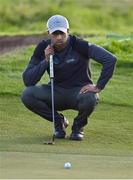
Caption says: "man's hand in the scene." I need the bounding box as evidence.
[44,45,54,62]
[79,84,101,94]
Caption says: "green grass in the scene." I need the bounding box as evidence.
[0,37,133,178]
[0,0,133,35]
[1,152,133,179]
[0,96,133,156]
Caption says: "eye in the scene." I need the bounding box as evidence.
[52,31,64,35]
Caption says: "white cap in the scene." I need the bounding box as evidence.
[47,15,69,34]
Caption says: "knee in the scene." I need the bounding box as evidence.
[21,86,34,107]
[77,92,97,111]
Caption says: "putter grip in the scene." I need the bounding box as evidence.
[50,55,54,78]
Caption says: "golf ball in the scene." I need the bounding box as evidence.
[64,162,71,169]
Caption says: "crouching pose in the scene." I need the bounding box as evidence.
[21,15,117,141]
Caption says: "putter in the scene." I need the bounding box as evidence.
[44,54,55,145]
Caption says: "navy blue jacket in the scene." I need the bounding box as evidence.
[23,35,117,90]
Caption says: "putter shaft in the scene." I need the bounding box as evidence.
[44,55,55,145]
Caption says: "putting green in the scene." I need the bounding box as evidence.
[0,152,133,179]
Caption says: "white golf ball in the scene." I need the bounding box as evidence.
[64,162,71,169]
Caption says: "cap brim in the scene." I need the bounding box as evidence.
[49,27,67,34]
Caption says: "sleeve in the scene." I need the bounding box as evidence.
[88,43,117,90]
[22,41,49,87]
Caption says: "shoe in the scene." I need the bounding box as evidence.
[54,114,69,139]
[70,127,84,141]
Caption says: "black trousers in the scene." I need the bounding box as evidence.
[21,84,99,130]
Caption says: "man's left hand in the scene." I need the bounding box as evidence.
[79,84,101,94]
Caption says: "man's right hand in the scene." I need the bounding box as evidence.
[79,84,101,94]
[44,45,54,62]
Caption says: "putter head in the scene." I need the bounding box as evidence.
[43,135,55,145]
[43,141,55,145]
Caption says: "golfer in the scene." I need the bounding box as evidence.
[21,15,117,141]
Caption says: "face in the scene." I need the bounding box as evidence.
[48,30,69,50]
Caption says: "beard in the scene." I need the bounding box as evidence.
[54,40,64,45]
[53,40,67,50]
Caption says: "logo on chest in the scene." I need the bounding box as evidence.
[66,58,77,63]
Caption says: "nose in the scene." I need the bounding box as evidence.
[56,34,62,40]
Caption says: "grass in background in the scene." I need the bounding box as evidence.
[0,37,133,106]
[0,0,133,35]
[0,37,133,156]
